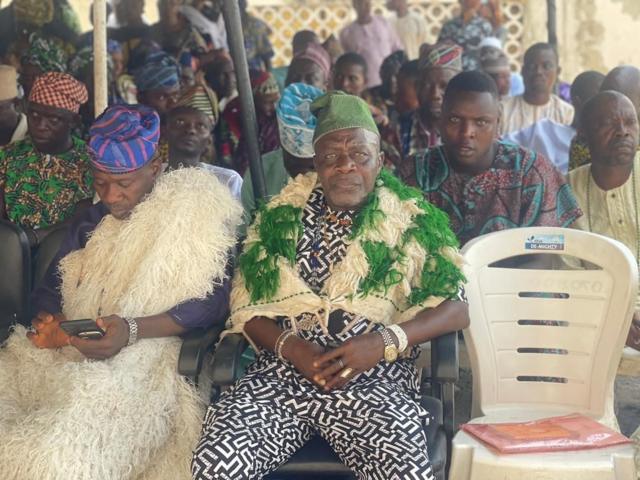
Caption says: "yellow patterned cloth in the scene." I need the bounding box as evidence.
[569,151,640,309]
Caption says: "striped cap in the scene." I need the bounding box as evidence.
[89,105,160,174]
[418,42,463,72]
[175,83,220,125]
[29,72,88,113]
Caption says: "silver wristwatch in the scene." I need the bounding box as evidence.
[124,317,138,346]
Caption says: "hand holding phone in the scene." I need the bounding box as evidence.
[59,319,105,340]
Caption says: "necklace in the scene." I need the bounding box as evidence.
[586,165,640,267]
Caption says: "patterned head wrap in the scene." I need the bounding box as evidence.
[29,72,88,113]
[21,33,68,73]
[418,42,463,72]
[176,83,220,125]
[133,51,180,92]
[69,46,114,80]
[13,0,54,26]
[479,46,510,74]
[0,65,18,101]
[276,83,323,158]
[250,70,279,97]
[311,91,378,145]
[89,105,161,174]
[293,43,331,81]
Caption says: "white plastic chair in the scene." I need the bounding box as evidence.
[450,227,638,480]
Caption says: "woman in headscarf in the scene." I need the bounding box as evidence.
[221,69,281,175]
[19,32,69,97]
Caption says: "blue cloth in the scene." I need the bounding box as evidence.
[509,72,524,97]
[133,51,180,92]
[31,202,232,330]
[276,83,323,158]
[89,104,160,174]
[503,118,575,174]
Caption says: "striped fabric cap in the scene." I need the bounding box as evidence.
[29,72,88,113]
[176,83,220,125]
[418,42,464,72]
[133,51,180,92]
[89,105,160,174]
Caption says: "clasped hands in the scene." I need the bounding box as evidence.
[27,311,130,359]
[281,332,385,391]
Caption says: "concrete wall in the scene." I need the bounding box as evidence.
[68,0,159,29]
[69,0,640,81]
[513,0,640,82]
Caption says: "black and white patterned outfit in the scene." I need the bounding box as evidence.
[192,187,435,480]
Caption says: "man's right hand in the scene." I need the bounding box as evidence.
[27,311,69,349]
[281,336,326,386]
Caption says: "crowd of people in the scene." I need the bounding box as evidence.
[0,0,638,478]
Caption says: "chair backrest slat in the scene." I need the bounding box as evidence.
[462,227,637,421]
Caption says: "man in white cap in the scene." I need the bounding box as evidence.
[0,65,28,146]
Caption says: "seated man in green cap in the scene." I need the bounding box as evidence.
[192,91,470,480]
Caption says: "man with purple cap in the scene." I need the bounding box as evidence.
[0,104,243,478]
[0,72,93,246]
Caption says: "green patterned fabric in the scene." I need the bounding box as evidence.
[22,33,68,73]
[239,169,464,305]
[0,137,93,229]
[311,91,379,144]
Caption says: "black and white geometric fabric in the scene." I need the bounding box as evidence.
[192,187,435,480]
[296,186,355,294]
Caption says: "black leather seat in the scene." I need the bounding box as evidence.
[32,226,68,290]
[0,220,31,342]
[211,332,459,480]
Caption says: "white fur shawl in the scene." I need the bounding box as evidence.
[0,168,242,479]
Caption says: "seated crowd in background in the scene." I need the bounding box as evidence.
[0,0,638,478]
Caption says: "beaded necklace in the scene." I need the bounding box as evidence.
[586,165,640,265]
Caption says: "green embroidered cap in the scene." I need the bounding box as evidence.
[311,91,379,145]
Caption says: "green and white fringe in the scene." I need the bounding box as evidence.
[228,169,465,336]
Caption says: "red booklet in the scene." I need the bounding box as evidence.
[461,414,632,454]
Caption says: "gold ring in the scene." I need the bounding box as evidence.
[339,367,354,379]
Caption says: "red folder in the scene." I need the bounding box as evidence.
[461,414,632,454]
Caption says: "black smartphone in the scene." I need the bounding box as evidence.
[59,319,105,340]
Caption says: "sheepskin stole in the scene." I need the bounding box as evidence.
[59,167,241,319]
[0,167,242,480]
[229,170,465,339]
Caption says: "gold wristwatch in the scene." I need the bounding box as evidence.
[380,328,398,363]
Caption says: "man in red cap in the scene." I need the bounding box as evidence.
[0,72,93,246]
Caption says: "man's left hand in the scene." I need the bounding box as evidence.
[312,332,385,391]
[69,315,130,360]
